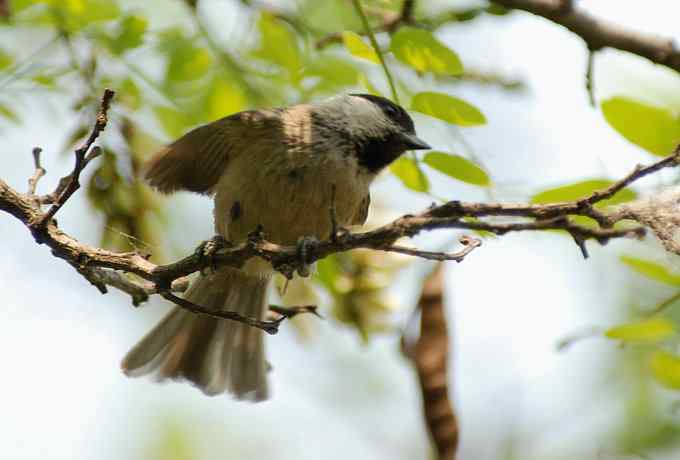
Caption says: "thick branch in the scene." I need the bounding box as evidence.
[492,0,680,73]
[3,89,679,334]
[4,149,677,305]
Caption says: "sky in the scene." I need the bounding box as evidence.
[2,1,680,459]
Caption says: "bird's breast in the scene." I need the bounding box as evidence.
[213,149,372,246]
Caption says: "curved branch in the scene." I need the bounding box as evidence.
[3,90,679,335]
[492,0,680,73]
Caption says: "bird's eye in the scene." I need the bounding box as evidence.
[384,105,399,118]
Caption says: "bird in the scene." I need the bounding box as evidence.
[120,93,431,401]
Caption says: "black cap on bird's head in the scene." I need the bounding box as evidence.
[312,93,431,173]
[350,94,431,150]
[348,93,430,173]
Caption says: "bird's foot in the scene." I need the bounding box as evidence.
[194,235,230,274]
[295,235,320,277]
[331,225,351,242]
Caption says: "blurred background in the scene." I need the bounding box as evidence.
[2,0,680,459]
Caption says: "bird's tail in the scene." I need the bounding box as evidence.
[121,268,269,401]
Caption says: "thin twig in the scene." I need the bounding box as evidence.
[159,291,316,335]
[3,95,680,333]
[643,290,680,317]
[316,0,415,49]
[351,0,400,104]
[269,304,322,320]
[585,48,596,107]
[386,235,481,262]
[27,147,45,196]
[186,3,265,104]
[36,89,114,228]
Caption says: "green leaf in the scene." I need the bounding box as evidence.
[620,255,680,286]
[303,56,359,95]
[342,31,379,64]
[0,103,19,123]
[119,78,142,110]
[32,74,57,87]
[605,318,675,343]
[391,26,463,75]
[390,157,429,192]
[205,78,246,121]
[159,28,212,84]
[423,151,489,186]
[153,105,192,138]
[650,350,680,389]
[531,179,636,205]
[253,12,302,77]
[49,0,121,32]
[107,14,148,55]
[601,97,680,156]
[411,91,486,126]
[316,256,341,294]
[486,4,510,15]
[0,48,13,71]
[357,73,382,96]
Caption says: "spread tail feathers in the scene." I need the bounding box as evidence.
[121,268,269,401]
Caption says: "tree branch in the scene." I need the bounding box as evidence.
[404,264,459,459]
[316,0,415,49]
[36,88,113,228]
[492,0,680,74]
[3,89,679,335]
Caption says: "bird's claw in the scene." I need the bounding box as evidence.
[295,235,319,277]
[194,235,229,274]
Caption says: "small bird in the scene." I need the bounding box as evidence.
[121,93,430,401]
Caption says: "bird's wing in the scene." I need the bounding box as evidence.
[144,110,282,195]
[351,193,371,225]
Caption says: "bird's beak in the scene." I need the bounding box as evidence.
[399,132,431,150]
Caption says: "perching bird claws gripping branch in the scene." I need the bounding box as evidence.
[1,89,679,333]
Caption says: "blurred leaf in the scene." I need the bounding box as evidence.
[358,73,382,96]
[0,103,19,122]
[486,4,510,15]
[159,28,212,84]
[7,0,33,14]
[531,179,636,205]
[0,48,13,70]
[342,31,379,64]
[106,14,147,55]
[620,255,680,286]
[391,26,463,75]
[205,77,246,120]
[650,350,680,390]
[316,255,341,294]
[119,78,142,110]
[605,318,675,343]
[49,0,120,32]
[154,105,193,138]
[303,56,359,94]
[253,12,302,77]
[297,0,360,35]
[59,124,89,155]
[32,73,57,87]
[144,421,195,460]
[390,157,429,192]
[423,151,489,186]
[411,91,486,126]
[601,96,680,157]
